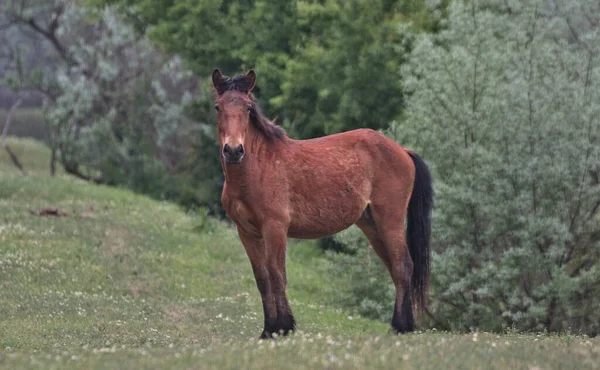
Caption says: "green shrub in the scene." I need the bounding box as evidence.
[390,0,600,335]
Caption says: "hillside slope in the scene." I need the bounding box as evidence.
[0,138,598,369]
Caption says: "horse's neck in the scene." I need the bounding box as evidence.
[246,123,268,158]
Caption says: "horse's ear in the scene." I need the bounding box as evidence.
[245,69,256,92]
[212,69,224,90]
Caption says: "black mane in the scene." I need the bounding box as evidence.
[215,73,287,142]
[249,100,287,141]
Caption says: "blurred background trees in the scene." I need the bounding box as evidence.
[1,0,598,335]
[93,0,446,138]
[1,1,199,202]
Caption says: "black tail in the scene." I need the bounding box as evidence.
[406,151,433,314]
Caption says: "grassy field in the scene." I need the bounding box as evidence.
[1,138,599,369]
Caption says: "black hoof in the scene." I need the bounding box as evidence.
[258,314,296,339]
[391,327,414,335]
[275,314,296,336]
[391,302,415,334]
[391,315,415,334]
[259,330,273,340]
[391,321,415,334]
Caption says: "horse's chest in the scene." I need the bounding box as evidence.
[222,193,260,233]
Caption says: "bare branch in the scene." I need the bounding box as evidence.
[24,12,70,63]
[6,4,74,67]
[1,99,27,174]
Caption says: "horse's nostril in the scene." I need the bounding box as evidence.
[223,144,244,161]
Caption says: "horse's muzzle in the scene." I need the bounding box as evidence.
[223,143,245,164]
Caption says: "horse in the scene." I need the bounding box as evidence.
[211,69,433,339]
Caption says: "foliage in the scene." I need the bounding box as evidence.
[271,0,406,138]
[89,0,448,139]
[387,0,600,335]
[46,7,195,193]
[0,1,66,99]
[1,2,211,205]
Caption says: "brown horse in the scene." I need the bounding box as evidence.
[212,69,433,339]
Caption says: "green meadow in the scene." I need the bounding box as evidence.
[1,138,598,369]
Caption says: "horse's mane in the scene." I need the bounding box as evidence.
[214,74,287,142]
[248,99,286,141]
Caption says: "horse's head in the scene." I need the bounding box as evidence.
[212,69,256,165]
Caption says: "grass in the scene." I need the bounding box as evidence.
[1,138,599,369]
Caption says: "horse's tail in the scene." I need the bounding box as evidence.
[406,151,433,314]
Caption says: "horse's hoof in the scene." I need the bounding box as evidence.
[390,326,414,335]
[259,330,273,340]
[277,328,295,337]
[275,314,296,336]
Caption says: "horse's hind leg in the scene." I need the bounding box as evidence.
[356,204,415,333]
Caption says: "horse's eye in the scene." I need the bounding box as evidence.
[214,105,220,112]
[247,106,251,112]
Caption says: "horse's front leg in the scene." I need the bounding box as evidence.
[262,222,295,336]
[237,228,278,339]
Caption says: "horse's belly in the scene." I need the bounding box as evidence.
[287,222,355,239]
[287,195,366,239]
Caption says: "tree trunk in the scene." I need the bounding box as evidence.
[1,99,26,174]
[50,146,57,176]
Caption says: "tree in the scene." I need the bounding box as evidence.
[1,99,26,173]
[389,0,600,334]
[1,0,66,173]
[48,6,196,192]
[88,0,447,138]
[1,2,198,201]
[273,0,408,138]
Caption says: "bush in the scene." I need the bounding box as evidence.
[389,0,600,335]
